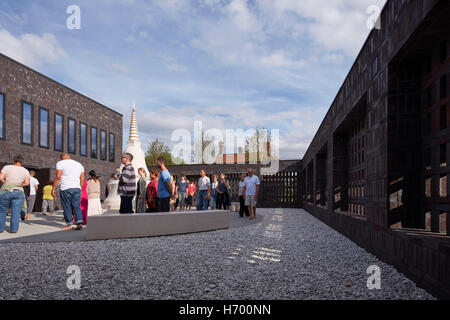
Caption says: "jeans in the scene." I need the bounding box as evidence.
[196,191,209,211]
[239,195,250,217]
[0,190,25,233]
[120,196,134,214]
[210,197,216,210]
[60,188,84,225]
[42,199,54,214]
[217,193,228,210]
[27,194,36,214]
[157,197,170,212]
[178,192,186,207]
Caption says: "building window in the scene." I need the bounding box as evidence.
[39,107,49,148]
[109,133,115,162]
[91,126,97,158]
[54,113,64,151]
[68,118,76,154]
[0,93,4,140]
[441,105,447,130]
[80,122,87,157]
[441,143,447,167]
[441,40,448,63]
[100,130,107,160]
[441,74,447,99]
[21,101,33,145]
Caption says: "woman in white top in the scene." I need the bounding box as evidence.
[87,170,103,217]
[0,155,30,233]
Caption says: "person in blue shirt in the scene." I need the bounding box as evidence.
[156,157,173,212]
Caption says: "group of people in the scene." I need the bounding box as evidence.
[0,153,106,232]
[0,151,261,234]
[121,155,260,220]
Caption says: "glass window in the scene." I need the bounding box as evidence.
[100,130,107,160]
[80,123,87,157]
[109,133,115,162]
[54,113,64,151]
[68,118,76,154]
[39,107,49,148]
[0,93,4,139]
[22,101,33,145]
[91,127,97,158]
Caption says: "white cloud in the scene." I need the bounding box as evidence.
[0,29,67,68]
[260,50,307,69]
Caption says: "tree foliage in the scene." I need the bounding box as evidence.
[145,139,184,167]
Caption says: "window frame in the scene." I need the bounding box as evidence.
[21,100,34,146]
[67,117,77,155]
[100,129,107,161]
[54,112,64,152]
[91,126,98,159]
[0,93,5,140]
[109,132,115,163]
[38,106,50,149]
[79,122,88,157]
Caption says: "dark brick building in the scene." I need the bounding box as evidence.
[0,53,123,209]
[300,0,450,298]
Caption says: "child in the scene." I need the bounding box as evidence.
[42,181,55,216]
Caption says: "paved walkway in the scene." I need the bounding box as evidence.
[0,209,435,300]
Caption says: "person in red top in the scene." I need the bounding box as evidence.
[186,179,196,211]
[146,169,159,212]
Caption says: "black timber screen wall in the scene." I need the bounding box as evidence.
[149,160,302,208]
[300,0,450,298]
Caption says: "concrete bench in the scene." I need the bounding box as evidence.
[86,210,231,241]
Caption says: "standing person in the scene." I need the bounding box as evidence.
[227,177,232,211]
[42,181,55,216]
[238,174,249,217]
[177,175,188,211]
[186,179,196,211]
[87,170,102,217]
[136,168,150,213]
[80,179,88,225]
[116,153,137,214]
[170,177,178,212]
[210,175,218,210]
[0,155,30,233]
[216,173,229,210]
[106,173,118,198]
[27,170,39,214]
[196,169,211,211]
[243,168,260,220]
[156,157,173,213]
[146,169,159,212]
[52,153,85,231]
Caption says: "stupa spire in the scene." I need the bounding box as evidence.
[129,100,139,142]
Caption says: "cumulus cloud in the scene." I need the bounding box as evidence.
[0,29,67,68]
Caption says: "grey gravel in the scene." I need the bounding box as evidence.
[0,208,436,300]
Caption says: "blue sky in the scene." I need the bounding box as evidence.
[0,0,386,160]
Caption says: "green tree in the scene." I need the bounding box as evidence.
[145,139,184,167]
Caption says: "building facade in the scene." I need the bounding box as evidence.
[300,0,450,297]
[0,53,123,209]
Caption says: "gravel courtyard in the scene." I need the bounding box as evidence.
[0,208,435,300]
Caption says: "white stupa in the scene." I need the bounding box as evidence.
[124,100,149,177]
[103,101,149,210]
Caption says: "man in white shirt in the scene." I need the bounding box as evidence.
[196,169,211,211]
[243,168,260,220]
[52,153,85,231]
[27,171,39,214]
